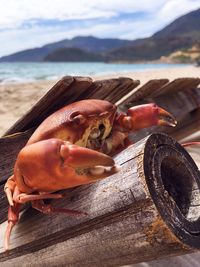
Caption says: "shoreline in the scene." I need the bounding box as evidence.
[0,66,199,135]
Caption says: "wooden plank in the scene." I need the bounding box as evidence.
[84,78,140,103]
[83,78,122,100]
[151,77,200,97]
[121,79,169,104]
[102,77,140,103]
[170,108,200,141]
[155,88,200,120]
[0,134,200,266]
[5,76,93,135]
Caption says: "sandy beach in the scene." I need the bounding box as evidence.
[0,65,199,135]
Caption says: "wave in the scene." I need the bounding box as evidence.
[0,76,35,84]
[0,75,60,84]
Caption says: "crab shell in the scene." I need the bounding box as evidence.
[28,99,117,148]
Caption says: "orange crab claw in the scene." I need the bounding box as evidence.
[60,141,120,179]
[117,103,177,131]
[15,139,120,193]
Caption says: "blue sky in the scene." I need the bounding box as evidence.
[0,0,200,57]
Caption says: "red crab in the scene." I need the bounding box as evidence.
[4,99,177,250]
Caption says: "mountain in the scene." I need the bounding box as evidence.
[106,36,194,62]
[107,8,200,62]
[0,8,199,62]
[44,47,105,62]
[0,36,131,62]
[153,8,200,39]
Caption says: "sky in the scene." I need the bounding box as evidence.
[0,0,200,57]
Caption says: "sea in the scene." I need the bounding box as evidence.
[0,62,190,84]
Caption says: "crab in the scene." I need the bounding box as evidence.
[4,99,177,250]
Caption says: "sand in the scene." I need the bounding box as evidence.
[0,65,200,266]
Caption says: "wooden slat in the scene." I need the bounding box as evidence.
[171,109,200,141]
[102,77,140,103]
[5,76,93,135]
[151,77,200,97]
[83,78,122,100]
[82,77,139,103]
[121,79,169,104]
[155,88,200,119]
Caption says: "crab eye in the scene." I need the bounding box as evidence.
[71,113,86,125]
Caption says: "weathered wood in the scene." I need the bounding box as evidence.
[120,79,169,104]
[121,78,200,105]
[5,76,93,135]
[171,108,200,140]
[154,88,200,120]
[0,130,33,183]
[0,133,200,266]
[151,77,200,97]
[84,77,140,102]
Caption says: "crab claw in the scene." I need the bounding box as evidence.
[60,141,120,179]
[16,139,120,192]
[118,103,177,131]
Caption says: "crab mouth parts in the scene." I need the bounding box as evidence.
[87,124,107,151]
[87,138,103,151]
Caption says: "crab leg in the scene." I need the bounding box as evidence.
[182,142,200,147]
[4,202,21,251]
[32,200,87,216]
[4,175,16,206]
[13,192,64,204]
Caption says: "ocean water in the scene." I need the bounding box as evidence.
[0,62,190,84]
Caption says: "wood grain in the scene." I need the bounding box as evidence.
[0,130,33,183]
[122,79,169,103]
[0,133,200,266]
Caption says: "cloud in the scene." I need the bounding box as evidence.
[0,0,199,56]
[0,0,165,29]
[157,0,200,27]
